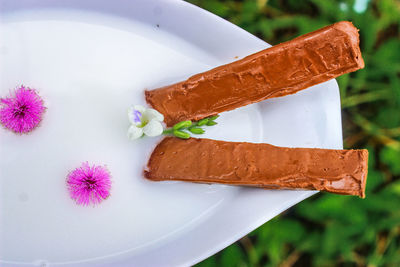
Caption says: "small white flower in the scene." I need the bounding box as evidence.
[127,124,143,140]
[127,105,164,140]
[143,119,164,136]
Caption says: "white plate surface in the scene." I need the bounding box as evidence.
[0,1,343,266]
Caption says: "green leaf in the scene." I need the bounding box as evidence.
[208,115,220,121]
[337,74,350,98]
[298,231,321,253]
[374,107,400,128]
[365,169,384,193]
[189,127,205,134]
[197,118,209,126]
[380,146,400,175]
[172,120,192,130]
[387,180,400,196]
[173,130,190,139]
[220,244,245,267]
[202,1,231,17]
[206,121,218,126]
[196,255,218,267]
[374,39,400,66]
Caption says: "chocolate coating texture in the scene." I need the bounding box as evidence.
[145,21,364,126]
[145,137,368,198]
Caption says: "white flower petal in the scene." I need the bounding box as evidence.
[143,119,164,137]
[133,105,146,114]
[144,108,164,122]
[127,125,143,140]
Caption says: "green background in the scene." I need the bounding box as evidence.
[188,0,400,266]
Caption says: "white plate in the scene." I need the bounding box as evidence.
[0,0,343,266]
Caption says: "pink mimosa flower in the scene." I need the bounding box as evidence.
[0,85,46,134]
[67,162,112,206]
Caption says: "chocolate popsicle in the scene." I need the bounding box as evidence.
[144,137,369,198]
[145,21,364,126]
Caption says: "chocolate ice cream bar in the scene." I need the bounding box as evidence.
[144,137,369,198]
[145,21,364,126]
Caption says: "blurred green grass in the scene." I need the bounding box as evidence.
[188,0,400,266]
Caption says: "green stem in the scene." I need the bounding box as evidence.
[162,115,219,138]
[162,129,173,135]
[189,121,199,128]
[341,89,392,108]
[352,114,400,149]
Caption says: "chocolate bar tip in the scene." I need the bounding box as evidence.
[333,21,365,69]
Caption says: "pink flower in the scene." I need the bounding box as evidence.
[67,162,112,206]
[0,85,46,134]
